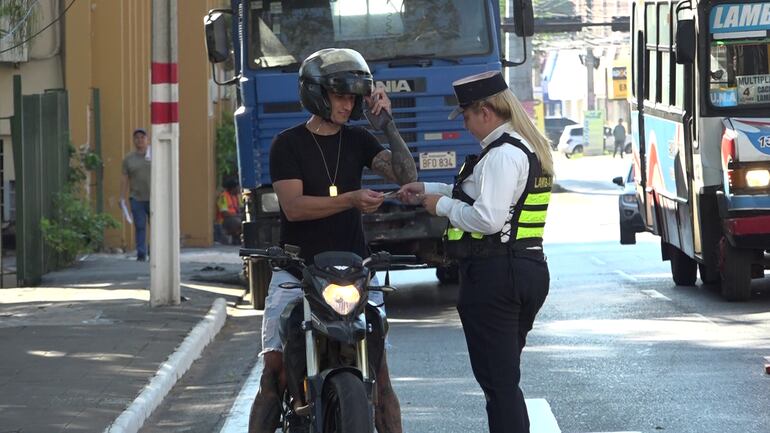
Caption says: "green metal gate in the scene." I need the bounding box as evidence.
[10,75,70,286]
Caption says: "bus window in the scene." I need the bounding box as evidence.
[658,3,671,105]
[631,3,637,98]
[709,40,770,107]
[673,9,685,108]
[645,3,657,103]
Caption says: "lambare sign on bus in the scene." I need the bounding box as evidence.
[710,3,770,33]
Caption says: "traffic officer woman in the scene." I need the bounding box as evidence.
[398,70,553,433]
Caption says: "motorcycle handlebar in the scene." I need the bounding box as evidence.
[364,252,419,269]
[389,254,419,263]
[239,246,295,260]
[241,247,418,269]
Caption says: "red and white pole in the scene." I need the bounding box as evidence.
[150,0,180,306]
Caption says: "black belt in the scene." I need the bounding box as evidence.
[445,236,544,260]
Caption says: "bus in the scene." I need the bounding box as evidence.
[204,0,533,307]
[629,0,770,300]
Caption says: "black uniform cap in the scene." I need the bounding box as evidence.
[448,71,509,120]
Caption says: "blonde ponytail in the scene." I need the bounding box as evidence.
[477,90,554,176]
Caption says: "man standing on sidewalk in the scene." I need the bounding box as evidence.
[121,128,152,261]
[613,118,627,159]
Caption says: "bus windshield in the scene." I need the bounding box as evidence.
[709,39,770,107]
[247,0,491,69]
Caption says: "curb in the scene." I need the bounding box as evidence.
[103,297,228,433]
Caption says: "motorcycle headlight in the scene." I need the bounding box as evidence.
[322,284,361,315]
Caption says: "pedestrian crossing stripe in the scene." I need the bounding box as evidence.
[527,399,561,433]
[526,398,641,433]
[219,361,641,433]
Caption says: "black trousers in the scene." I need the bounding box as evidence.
[613,140,625,158]
[457,253,549,433]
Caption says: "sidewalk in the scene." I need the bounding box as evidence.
[0,246,246,433]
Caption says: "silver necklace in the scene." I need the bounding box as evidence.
[308,123,343,197]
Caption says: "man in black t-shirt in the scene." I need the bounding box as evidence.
[249,48,417,433]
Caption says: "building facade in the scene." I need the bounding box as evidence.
[0,0,227,252]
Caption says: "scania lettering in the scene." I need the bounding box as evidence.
[204,0,534,308]
[628,0,770,300]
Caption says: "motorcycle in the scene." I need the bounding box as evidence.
[240,245,416,433]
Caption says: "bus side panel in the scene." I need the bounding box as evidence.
[642,114,695,257]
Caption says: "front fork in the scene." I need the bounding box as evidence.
[303,298,370,380]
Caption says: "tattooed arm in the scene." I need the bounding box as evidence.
[365,88,418,185]
[371,122,418,185]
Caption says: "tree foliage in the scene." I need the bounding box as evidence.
[216,111,238,183]
[533,0,576,17]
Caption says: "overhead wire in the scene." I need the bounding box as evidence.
[0,0,75,55]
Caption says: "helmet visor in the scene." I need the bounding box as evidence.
[324,75,373,97]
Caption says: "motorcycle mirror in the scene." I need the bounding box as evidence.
[279,282,304,289]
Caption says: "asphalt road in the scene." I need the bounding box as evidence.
[140,155,770,433]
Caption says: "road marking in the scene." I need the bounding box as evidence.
[693,313,717,325]
[527,398,561,433]
[614,270,638,282]
[219,356,263,433]
[641,289,671,301]
[218,365,639,433]
[590,256,607,266]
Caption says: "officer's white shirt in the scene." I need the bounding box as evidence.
[424,122,532,235]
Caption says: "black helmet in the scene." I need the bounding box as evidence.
[299,48,373,121]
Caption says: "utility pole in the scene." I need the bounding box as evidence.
[585,47,597,110]
[150,0,180,307]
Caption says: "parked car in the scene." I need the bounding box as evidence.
[557,125,633,158]
[612,164,645,244]
[544,117,578,150]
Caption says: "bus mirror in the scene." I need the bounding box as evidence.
[511,0,535,37]
[205,10,232,64]
[675,18,695,65]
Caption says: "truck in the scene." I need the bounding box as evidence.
[627,0,770,301]
[204,0,534,308]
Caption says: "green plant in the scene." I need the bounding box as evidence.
[41,144,119,266]
[0,0,36,47]
[215,111,238,183]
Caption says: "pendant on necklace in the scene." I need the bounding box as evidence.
[329,185,338,197]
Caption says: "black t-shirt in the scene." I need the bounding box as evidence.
[270,123,385,263]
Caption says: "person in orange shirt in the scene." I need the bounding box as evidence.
[215,178,241,245]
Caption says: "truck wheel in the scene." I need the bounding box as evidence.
[620,226,636,245]
[670,247,697,286]
[720,244,752,302]
[436,265,459,285]
[248,259,271,310]
[572,145,584,156]
[698,263,720,285]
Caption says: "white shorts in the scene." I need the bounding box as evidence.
[260,270,384,355]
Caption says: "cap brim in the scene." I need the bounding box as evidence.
[448,106,464,120]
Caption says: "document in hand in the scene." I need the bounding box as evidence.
[120,199,133,224]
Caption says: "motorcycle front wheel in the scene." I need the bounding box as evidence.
[322,372,373,433]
